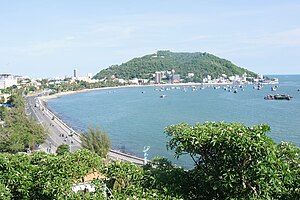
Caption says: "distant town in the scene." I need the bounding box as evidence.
[0,69,279,102]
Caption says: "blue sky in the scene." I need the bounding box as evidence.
[1,0,300,78]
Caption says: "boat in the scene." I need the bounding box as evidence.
[160,95,167,98]
[264,94,292,100]
[271,87,277,91]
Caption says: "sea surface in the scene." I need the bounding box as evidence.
[47,75,300,168]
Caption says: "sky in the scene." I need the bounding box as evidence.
[1,0,300,78]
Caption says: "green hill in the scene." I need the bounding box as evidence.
[94,50,257,82]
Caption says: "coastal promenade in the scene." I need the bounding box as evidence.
[26,94,144,165]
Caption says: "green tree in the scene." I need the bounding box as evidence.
[0,106,6,120]
[0,94,46,153]
[56,144,70,155]
[0,96,5,104]
[165,122,299,199]
[80,127,111,158]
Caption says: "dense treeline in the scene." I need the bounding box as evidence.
[0,94,46,153]
[0,122,298,199]
[94,50,257,82]
[45,80,125,95]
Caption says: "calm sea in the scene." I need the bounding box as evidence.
[48,75,300,167]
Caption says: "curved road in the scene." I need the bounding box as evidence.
[26,94,145,165]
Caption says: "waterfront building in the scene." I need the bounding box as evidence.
[155,71,162,84]
[0,73,18,89]
[172,74,181,83]
[171,69,175,83]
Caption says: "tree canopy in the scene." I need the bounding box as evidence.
[0,94,47,153]
[165,122,300,199]
[0,122,299,199]
[56,144,70,155]
[80,127,111,158]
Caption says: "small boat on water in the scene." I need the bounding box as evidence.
[271,86,277,91]
[160,95,167,98]
[264,94,292,100]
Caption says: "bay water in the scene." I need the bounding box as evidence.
[47,75,300,167]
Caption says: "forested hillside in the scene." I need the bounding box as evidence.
[94,51,257,82]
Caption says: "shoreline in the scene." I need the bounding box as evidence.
[39,82,235,101]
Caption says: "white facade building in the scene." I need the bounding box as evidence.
[0,73,18,89]
[187,73,194,78]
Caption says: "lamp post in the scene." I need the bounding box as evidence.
[143,146,150,165]
[69,131,73,153]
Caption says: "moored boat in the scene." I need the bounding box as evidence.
[264,94,292,100]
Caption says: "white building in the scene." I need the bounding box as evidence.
[0,73,18,89]
[187,73,194,78]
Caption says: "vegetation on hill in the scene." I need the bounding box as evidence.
[94,50,257,82]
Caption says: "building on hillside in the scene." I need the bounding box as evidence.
[155,71,162,84]
[0,73,18,89]
[72,170,113,197]
[172,74,181,83]
[171,69,175,83]
[187,73,194,79]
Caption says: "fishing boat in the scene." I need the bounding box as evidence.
[264,94,292,100]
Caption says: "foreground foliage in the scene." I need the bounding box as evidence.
[0,122,298,199]
[0,150,180,199]
[165,122,300,199]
